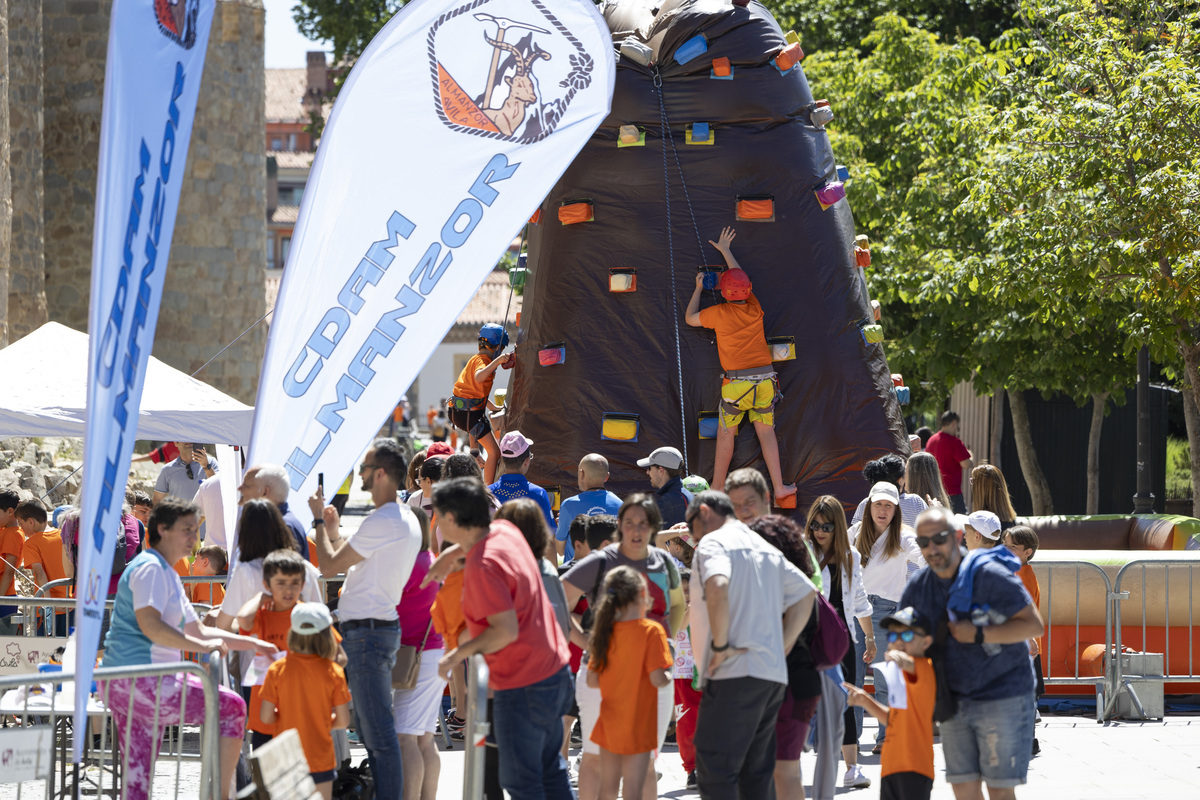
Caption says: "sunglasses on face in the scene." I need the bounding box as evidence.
[887,630,918,643]
[809,522,835,533]
[916,530,953,548]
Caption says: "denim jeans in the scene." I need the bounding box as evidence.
[854,595,898,744]
[492,666,573,800]
[940,694,1035,788]
[343,626,402,800]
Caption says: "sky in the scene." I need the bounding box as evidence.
[263,0,331,69]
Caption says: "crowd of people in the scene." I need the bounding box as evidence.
[0,284,1045,800]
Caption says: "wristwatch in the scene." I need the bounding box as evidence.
[312,519,324,529]
[974,625,985,645]
[712,641,730,652]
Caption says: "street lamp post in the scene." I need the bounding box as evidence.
[1132,345,1155,514]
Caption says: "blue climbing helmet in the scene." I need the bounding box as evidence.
[478,323,509,356]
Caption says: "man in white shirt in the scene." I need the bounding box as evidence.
[685,490,816,800]
[310,438,421,800]
[191,470,227,549]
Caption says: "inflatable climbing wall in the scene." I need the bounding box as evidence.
[505,0,907,509]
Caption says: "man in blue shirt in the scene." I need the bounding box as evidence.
[899,507,1044,799]
[489,431,556,534]
[637,446,692,528]
[555,454,622,561]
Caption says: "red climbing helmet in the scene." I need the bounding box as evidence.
[719,268,752,301]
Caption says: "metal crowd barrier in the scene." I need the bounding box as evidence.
[463,654,491,800]
[0,657,222,800]
[1105,558,1200,719]
[1031,560,1114,722]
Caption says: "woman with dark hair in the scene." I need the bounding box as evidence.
[806,495,874,791]
[970,464,1018,528]
[215,498,322,633]
[562,493,684,800]
[749,514,822,800]
[848,483,923,755]
[850,455,927,528]
[100,499,276,800]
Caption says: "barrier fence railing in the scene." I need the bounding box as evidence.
[1030,560,1114,723]
[463,654,490,800]
[0,657,222,800]
[1105,558,1200,720]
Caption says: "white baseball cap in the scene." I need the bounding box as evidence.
[291,602,333,635]
[637,446,684,470]
[966,510,1002,540]
[868,481,900,506]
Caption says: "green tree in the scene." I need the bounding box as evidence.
[806,14,1136,512]
[965,0,1200,507]
[770,0,1018,53]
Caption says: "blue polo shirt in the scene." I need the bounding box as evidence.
[555,489,623,561]
[489,474,556,533]
[900,558,1035,702]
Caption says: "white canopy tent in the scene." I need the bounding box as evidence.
[0,322,253,444]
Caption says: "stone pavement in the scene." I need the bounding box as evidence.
[422,711,1200,799]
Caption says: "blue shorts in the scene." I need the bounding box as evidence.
[940,694,1034,788]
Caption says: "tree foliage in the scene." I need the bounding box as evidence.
[965,0,1200,414]
[770,0,1019,53]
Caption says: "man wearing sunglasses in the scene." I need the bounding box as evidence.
[685,491,816,800]
[899,508,1044,800]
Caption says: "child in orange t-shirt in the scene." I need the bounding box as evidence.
[448,323,513,483]
[237,550,308,748]
[189,545,227,607]
[684,227,796,504]
[16,501,69,633]
[845,607,937,800]
[261,602,351,800]
[586,566,673,800]
[1005,525,1043,753]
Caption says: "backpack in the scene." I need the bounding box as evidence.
[809,592,850,671]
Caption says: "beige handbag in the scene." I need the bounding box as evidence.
[391,619,434,690]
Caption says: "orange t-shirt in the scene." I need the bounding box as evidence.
[260,654,351,773]
[241,608,295,735]
[431,570,466,650]
[1017,564,1041,657]
[173,557,191,579]
[881,657,937,779]
[590,619,672,755]
[452,353,495,400]
[306,537,320,569]
[22,529,68,599]
[190,581,226,607]
[697,294,772,372]
[0,525,25,596]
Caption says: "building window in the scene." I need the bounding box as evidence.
[270,137,283,150]
[266,236,275,268]
[288,133,297,150]
[281,236,292,267]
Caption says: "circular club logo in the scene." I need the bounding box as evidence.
[154,0,200,49]
[428,0,594,143]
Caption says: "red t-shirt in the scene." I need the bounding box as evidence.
[462,520,569,691]
[149,442,181,464]
[925,431,970,495]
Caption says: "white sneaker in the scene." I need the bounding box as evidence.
[843,765,871,789]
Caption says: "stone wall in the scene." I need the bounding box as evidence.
[30,0,266,404]
[0,0,11,347]
[163,0,267,404]
[41,0,107,329]
[7,0,48,343]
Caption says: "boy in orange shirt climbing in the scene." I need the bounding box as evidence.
[448,323,513,484]
[844,606,937,800]
[686,227,796,504]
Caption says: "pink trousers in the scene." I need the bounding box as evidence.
[100,674,246,800]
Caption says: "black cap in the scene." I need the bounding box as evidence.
[881,606,931,634]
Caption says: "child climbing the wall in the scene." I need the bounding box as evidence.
[685,227,797,504]
[448,323,513,484]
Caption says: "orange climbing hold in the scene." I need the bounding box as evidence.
[712,57,732,77]
[558,200,594,225]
